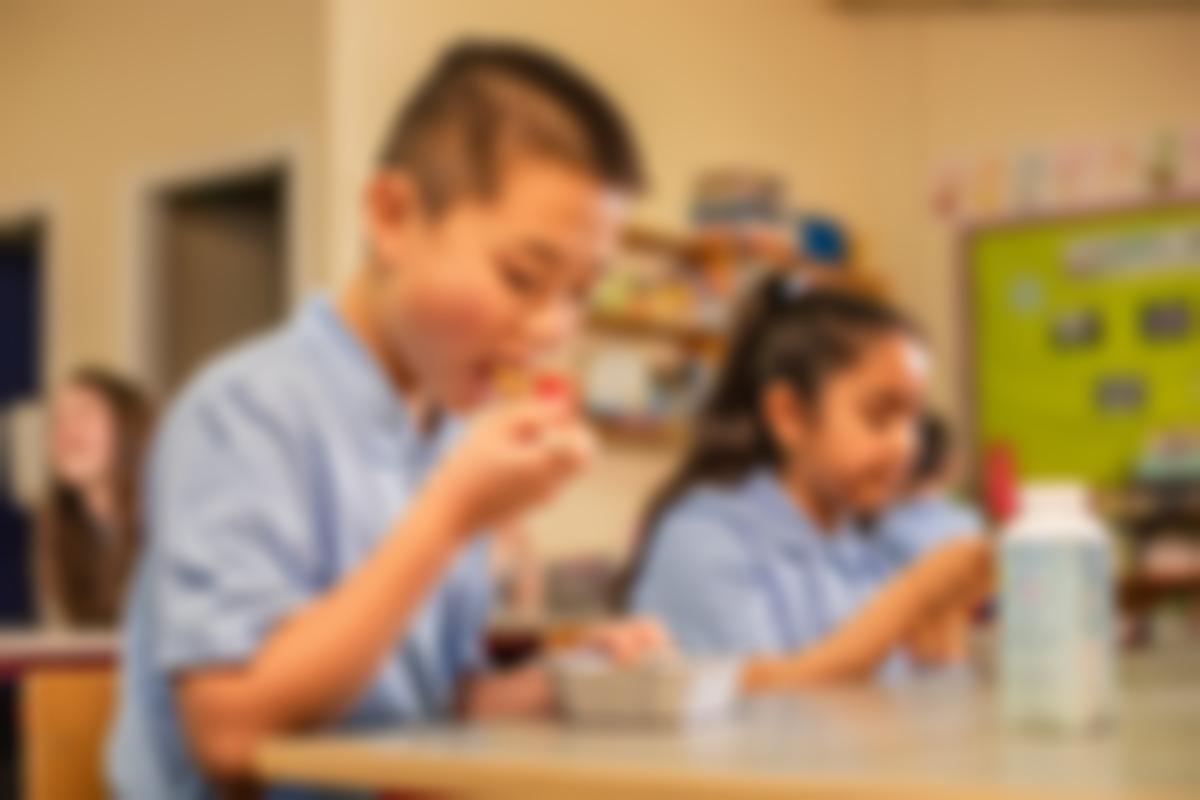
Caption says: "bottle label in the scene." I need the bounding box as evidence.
[1000,536,1114,729]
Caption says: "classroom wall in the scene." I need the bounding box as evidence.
[325,0,1200,558]
[0,0,327,383]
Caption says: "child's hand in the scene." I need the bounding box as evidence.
[577,618,674,666]
[919,536,995,598]
[905,606,970,666]
[428,397,595,535]
[904,537,992,667]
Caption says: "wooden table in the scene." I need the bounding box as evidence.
[257,648,1200,799]
[0,628,118,800]
[0,628,116,678]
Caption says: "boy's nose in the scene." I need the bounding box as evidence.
[524,300,580,353]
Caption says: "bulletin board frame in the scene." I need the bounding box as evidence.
[956,195,1200,488]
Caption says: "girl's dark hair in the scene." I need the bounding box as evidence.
[911,410,951,487]
[38,366,154,627]
[619,273,917,607]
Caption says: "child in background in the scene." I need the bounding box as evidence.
[877,411,982,567]
[628,276,991,690]
[36,367,154,628]
[873,412,985,668]
[108,41,666,800]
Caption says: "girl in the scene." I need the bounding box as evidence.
[628,275,991,690]
[35,367,154,628]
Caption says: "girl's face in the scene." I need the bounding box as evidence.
[366,158,628,411]
[49,383,118,490]
[770,332,930,517]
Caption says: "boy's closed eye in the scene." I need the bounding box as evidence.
[497,240,568,298]
[499,255,548,298]
[498,241,598,306]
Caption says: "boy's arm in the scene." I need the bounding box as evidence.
[174,400,591,785]
[742,538,992,690]
[177,479,469,782]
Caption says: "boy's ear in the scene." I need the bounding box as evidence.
[363,170,423,269]
[761,381,810,454]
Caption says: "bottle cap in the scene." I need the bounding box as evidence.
[1019,481,1090,514]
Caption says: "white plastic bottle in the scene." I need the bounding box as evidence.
[999,482,1116,732]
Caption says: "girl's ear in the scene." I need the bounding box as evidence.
[363,170,423,273]
[760,380,810,456]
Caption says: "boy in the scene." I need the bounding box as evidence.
[108,41,663,799]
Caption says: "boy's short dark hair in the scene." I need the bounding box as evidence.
[377,39,645,213]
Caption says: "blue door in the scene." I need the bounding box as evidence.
[0,224,40,625]
[0,222,40,800]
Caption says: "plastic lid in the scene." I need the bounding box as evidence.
[1019,481,1090,514]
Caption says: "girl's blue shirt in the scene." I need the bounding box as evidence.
[631,469,979,679]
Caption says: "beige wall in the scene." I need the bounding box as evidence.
[325,0,1200,558]
[0,0,327,384]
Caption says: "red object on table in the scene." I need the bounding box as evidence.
[983,441,1019,524]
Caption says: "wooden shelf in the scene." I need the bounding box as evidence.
[1120,570,1200,612]
[586,312,724,347]
[621,225,729,265]
[1097,486,1200,521]
[621,223,895,304]
[588,415,686,448]
[622,225,809,274]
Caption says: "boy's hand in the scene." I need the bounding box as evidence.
[427,397,595,536]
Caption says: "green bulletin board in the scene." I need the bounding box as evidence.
[968,202,1200,486]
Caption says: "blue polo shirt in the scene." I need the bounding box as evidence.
[631,470,976,679]
[107,297,491,799]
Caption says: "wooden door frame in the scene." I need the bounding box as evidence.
[122,135,311,393]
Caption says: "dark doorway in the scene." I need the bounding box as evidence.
[0,217,42,623]
[152,166,288,393]
[0,215,43,800]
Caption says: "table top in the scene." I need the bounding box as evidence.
[0,627,117,676]
[257,648,1200,800]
